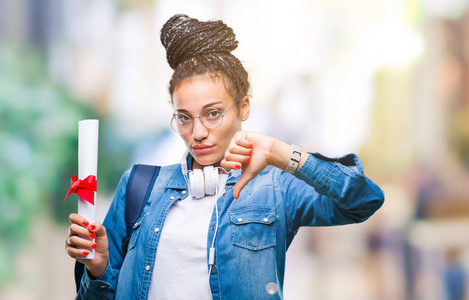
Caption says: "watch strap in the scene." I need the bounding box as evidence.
[285,143,301,174]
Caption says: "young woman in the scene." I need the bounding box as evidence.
[65,14,384,300]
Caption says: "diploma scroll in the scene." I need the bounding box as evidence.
[77,119,99,259]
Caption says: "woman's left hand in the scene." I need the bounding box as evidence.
[221,131,291,199]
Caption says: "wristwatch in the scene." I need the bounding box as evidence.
[285,143,301,174]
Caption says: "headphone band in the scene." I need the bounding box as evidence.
[180,150,240,198]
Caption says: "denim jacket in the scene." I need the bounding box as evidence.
[78,153,384,299]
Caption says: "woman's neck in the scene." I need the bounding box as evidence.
[191,158,222,171]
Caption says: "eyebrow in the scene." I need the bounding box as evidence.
[176,101,224,113]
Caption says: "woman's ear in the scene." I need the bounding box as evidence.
[239,96,250,121]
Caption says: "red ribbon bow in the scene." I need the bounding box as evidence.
[63,175,97,205]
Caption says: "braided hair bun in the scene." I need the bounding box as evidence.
[161,14,250,102]
[161,14,238,70]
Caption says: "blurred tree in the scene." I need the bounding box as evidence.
[449,110,469,168]
[0,45,132,287]
[117,0,155,10]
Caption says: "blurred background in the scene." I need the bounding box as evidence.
[1,0,469,299]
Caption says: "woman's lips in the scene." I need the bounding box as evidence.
[192,144,214,154]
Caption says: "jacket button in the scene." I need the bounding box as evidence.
[237,218,243,222]
[228,186,232,189]
[182,190,187,195]
[211,265,217,270]
[263,218,269,223]
[145,265,151,271]
[170,196,175,200]
[154,227,160,233]
[211,226,215,231]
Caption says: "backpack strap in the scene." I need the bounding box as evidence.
[122,164,160,254]
[74,261,84,298]
[74,164,160,298]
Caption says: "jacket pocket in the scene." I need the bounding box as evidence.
[128,212,148,251]
[230,207,276,251]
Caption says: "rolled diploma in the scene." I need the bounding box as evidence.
[78,119,99,259]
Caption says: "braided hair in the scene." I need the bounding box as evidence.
[160,14,250,104]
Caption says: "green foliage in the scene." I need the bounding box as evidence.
[0,45,132,286]
[116,0,155,11]
[449,110,469,169]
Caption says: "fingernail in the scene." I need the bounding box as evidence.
[249,144,253,148]
[249,149,253,155]
[82,220,89,227]
[88,224,96,231]
[83,251,89,256]
[90,233,96,239]
[246,157,251,162]
[91,243,97,249]
[235,164,241,169]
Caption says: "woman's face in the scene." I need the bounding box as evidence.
[172,75,250,170]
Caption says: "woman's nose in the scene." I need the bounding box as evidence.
[192,117,208,141]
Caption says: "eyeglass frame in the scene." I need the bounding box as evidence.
[170,96,243,134]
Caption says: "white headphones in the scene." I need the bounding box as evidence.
[180,151,242,279]
[180,150,241,199]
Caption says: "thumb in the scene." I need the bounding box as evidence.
[233,172,255,199]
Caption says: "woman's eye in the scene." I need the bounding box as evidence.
[206,110,221,119]
[177,114,191,124]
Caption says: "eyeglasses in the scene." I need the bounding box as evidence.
[170,97,241,134]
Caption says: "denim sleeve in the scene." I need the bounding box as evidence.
[79,169,131,300]
[281,153,384,229]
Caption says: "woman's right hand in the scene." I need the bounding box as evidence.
[66,213,109,279]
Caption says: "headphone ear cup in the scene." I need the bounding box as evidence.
[203,166,219,195]
[189,169,205,199]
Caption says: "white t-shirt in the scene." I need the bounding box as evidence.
[147,174,228,300]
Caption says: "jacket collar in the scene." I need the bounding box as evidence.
[165,164,188,190]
